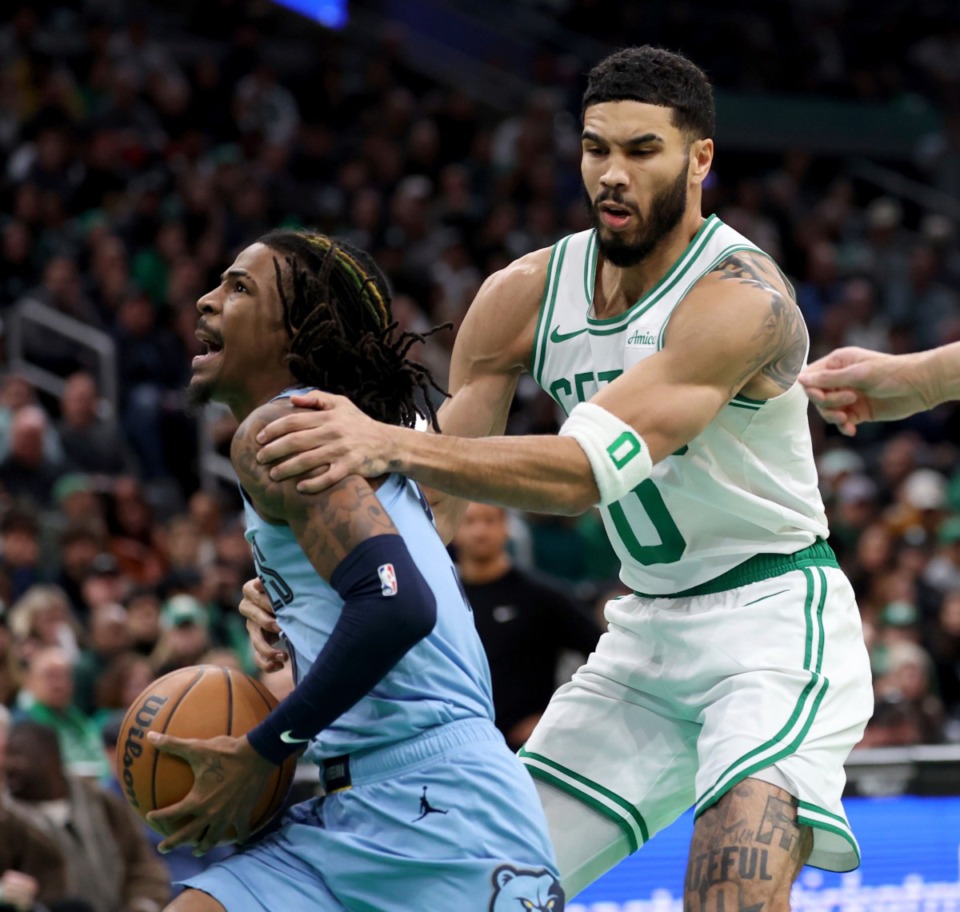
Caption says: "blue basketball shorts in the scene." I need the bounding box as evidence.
[182,717,564,910]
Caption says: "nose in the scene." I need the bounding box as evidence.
[599,153,629,191]
[196,287,218,315]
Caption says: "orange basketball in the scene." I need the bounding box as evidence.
[116,664,298,839]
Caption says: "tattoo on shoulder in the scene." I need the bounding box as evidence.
[715,251,808,394]
[231,428,263,489]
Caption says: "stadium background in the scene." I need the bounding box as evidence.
[1,0,959,909]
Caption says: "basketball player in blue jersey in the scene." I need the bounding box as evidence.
[144,229,563,911]
[245,47,874,910]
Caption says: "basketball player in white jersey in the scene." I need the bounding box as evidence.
[244,46,873,910]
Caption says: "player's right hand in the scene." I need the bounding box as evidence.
[256,390,395,495]
[239,578,288,673]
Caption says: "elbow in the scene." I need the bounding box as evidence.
[394,580,437,645]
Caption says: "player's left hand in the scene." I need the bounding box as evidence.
[146,732,275,855]
[256,391,395,493]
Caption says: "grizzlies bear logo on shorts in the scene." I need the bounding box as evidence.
[489,865,564,911]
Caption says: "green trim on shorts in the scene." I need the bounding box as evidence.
[796,801,861,871]
[632,539,838,599]
[695,566,829,816]
[519,748,649,853]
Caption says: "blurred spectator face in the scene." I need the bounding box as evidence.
[35,127,70,172]
[42,255,80,303]
[1,514,39,569]
[88,602,131,655]
[4,724,62,801]
[81,556,130,611]
[58,485,105,528]
[10,586,75,653]
[162,515,202,570]
[24,646,74,710]
[878,433,922,490]
[2,221,31,264]
[840,277,876,322]
[939,591,960,638]
[215,521,254,572]
[112,479,154,538]
[9,406,48,466]
[125,589,162,650]
[454,503,510,563]
[855,523,894,573]
[200,560,241,609]
[162,620,210,667]
[120,655,154,706]
[60,372,99,428]
[117,293,155,337]
[188,491,222,537]
[60,529,101,581]
[879,599,923,646]
[834,475,878,528]
[160,595,211,666]
[0,375,36,411]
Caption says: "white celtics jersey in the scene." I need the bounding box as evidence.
[531,215,828,595]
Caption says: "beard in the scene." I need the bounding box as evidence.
[587,159,689,268]
[186,376,215,413]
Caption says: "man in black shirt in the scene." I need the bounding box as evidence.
[453,502,603,751]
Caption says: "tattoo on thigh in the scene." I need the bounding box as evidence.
[695,889,766,912]
[687,845,775,893]
[756,794,799,851]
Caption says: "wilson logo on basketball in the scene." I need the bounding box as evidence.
[121,694,168,809]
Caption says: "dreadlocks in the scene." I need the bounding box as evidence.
[257,229,449,431]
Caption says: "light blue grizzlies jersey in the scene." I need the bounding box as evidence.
[241,395,494,762]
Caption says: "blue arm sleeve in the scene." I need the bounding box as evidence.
[246,533,437,764]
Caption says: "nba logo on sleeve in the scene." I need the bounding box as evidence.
[377,563,398,596]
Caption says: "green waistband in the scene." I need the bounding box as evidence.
[633,538,838,599]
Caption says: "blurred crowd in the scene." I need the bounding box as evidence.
[0,0,960,904]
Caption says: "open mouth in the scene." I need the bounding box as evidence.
[598,202,634,229]
[193,334,224,366]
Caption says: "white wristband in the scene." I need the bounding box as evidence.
[559,402,653,505]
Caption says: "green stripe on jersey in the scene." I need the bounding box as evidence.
[533,237,570,387]
[585,215,722,332]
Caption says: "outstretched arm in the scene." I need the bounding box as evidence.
[260,250,805,515]
[800,342,960,435]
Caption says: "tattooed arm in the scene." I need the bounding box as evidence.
[232,398,401,580]
[582,248,806,461]
[148,399,436,853]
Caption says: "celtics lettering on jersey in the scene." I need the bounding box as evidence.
[531,216,828,595]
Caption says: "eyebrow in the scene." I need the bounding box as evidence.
[581,130,664,148]
[221,268,257,285]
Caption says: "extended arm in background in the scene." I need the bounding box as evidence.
[800,342,960,435]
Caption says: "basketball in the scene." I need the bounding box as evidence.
[116,664,298,839]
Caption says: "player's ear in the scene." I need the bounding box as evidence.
[689,138,713,183]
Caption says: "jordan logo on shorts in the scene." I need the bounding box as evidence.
[412,786,449,821]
